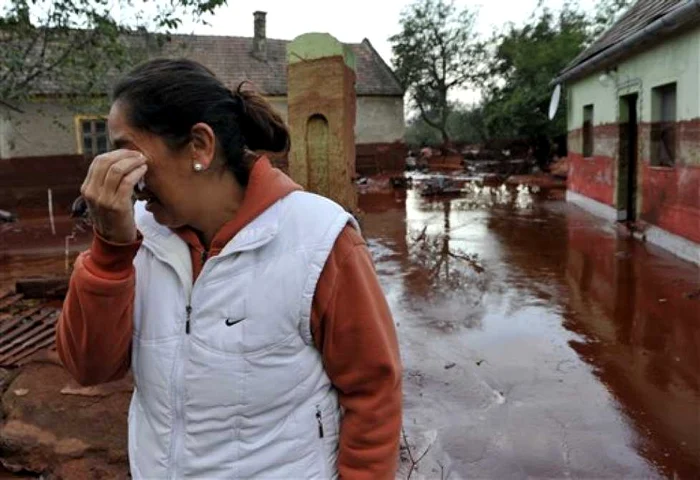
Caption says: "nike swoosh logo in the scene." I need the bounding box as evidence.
[225,318,245,327]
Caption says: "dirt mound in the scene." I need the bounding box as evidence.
[0,362,132,478]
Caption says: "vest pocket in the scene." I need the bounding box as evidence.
[314,403,340,479]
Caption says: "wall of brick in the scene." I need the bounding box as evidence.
[287,35,357,212]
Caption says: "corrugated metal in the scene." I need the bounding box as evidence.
[0,290,59,367]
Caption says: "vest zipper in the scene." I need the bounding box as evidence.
[185,305,192,334]
[201,249,208,265]
[315,405,324,438]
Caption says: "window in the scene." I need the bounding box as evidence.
[77,117,109,156]
[651,83,677,167]
[583,105,594,158]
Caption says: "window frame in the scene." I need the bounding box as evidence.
[650,82,677,168]
[74,115,110,157]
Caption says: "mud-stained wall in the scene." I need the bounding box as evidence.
[566,28,700,245]
[356,141,407,175]
[0,154,89,213]
[287,33,357,211]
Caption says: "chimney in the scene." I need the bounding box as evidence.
[253,11,267,60]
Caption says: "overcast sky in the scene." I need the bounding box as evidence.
[180,0,598,69]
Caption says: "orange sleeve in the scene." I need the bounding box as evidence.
[311,226,403,480]
[55,233,140,386]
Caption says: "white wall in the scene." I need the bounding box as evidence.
[0,94,405,160]
[3,100,107,158]
[568,29,700,128]
[268,95,405,145]
[355,96,405,144]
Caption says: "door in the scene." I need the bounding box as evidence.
[618,94,638,222]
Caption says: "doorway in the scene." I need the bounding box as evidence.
[618,94,639,222]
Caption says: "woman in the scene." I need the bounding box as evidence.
[56,59,402,479]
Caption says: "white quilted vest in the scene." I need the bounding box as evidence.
[128,191,356,479]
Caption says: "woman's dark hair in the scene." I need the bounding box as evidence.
[112,58,290,186]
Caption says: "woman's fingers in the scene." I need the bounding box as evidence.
[83,150,144,197]
[79,149,148,243]
[117,165,148,198]
[103,154,148,196]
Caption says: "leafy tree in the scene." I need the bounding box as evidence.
[479,0,634,164]
[390,0,484,146]
[406,103,486,147]
[0,0,227,106]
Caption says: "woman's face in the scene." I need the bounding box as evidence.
[108,100,196,228]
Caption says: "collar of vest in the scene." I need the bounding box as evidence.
[135,199,282,259]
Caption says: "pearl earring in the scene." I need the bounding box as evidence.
[193,162,204,172]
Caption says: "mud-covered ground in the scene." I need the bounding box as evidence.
[1,178,698,479]
[363,180,699,479]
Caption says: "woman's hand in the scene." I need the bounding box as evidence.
[81,150,148,244]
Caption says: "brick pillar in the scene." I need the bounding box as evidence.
[287,33,357,212]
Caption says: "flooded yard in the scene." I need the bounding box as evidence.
[1,180,698,479]
[361,181,699,479]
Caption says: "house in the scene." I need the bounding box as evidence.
[0,12,405,212]
[553,0,700,265]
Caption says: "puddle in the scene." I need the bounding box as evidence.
[360,181,700,479]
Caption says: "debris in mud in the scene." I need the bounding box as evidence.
[0,209,17,223]
[0,289,60,368]
[15,277,69,300]
[13,389,29,397]
[685,289,700,300]
[419,176,462,197]
[444,362,456,370]
[390,176,412,189]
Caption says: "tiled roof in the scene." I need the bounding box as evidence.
[158,35,403,96]
[558,0,700,81]
[26,33,404,97]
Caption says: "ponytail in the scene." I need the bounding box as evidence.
[234,82,290,155]
[112,58,290,186]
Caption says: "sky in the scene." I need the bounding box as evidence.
[180,0,598,70]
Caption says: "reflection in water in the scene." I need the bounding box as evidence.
[360,180,700,478]
[406,198,490,331]
[563,215,700,478]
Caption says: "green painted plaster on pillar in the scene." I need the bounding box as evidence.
[287,33,356,71]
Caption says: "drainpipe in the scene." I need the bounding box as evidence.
[553,0,700,85]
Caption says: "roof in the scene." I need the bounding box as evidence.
[556,0,700,84]
[158,34,404,97]
[21,32,403,98]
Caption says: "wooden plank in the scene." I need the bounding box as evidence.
[0,293,23,310]
[11,337,56,366]
[0,310,55,349]
[0,305,44,324]
[0,328,56,366]
[0,318,56,358]
[15,277,69,299]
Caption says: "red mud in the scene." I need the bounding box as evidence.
[1,179,698,479]
[361,183,699,479]
[0,214,91,291]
